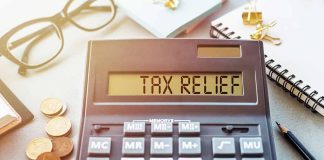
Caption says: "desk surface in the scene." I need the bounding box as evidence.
[1,0,324,160]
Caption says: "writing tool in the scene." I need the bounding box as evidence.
[276,121,316,160]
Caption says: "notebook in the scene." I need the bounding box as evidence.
[211,0,324,116]
[0,79,33,135]
[116,0,222,38]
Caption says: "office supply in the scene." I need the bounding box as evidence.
[276,122,316,160]
[250,22,281,45]
[77,39,276,159]
[164,0,180,10]
[0,79,33,136]
[116,0,222,38]
[0,0,116,75]
[242,0,262,25]
[210,0,324,116]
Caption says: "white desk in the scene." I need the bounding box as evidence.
[1,0,324,159]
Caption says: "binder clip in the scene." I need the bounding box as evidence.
[153,0,180,10]
[250,21,281,45]
[165,0,180,10]
[242,0,263,25]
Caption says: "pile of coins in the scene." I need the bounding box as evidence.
[26,98,74,160]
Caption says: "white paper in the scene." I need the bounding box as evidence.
[0,94,17,119]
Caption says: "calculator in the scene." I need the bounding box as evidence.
[77,39,276,160]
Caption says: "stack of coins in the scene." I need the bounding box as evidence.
[26,98,74,160]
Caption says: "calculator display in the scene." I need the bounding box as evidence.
[108,73,243,96]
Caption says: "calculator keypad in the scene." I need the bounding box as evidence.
[87,120,266,159]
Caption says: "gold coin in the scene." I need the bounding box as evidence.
[45,117,72,137]
[52,137,74,157]
[26,137,53,160]
[40,98,63,117]
[36,152,61,160]
[47,103,68,118]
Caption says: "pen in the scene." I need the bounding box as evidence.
[276,121,316,160]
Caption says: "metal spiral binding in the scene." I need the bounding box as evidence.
[210,23,324,114]
[210,23,241,39]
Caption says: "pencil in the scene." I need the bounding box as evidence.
[276,121,316,160]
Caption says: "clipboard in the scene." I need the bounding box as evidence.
[0,79,33,136]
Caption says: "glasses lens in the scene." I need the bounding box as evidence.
[7,22,62,66]
[67,0,115,30]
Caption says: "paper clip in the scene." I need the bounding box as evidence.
[251,21,281,45]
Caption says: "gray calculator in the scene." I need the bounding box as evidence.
[77,39,276,160]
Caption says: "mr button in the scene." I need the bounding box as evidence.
[122,138,145,156]
[88,137,111,156]
[240,137,264,155]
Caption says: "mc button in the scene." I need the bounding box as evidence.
[87,137,111,156]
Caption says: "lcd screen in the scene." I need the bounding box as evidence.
[108,73,243,96]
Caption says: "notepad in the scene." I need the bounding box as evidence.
[0,79,33,135]
[210,0,324,115]
[116,0,222,38]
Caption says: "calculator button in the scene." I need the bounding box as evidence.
[178,122,200,135]
[122,138,145,156]
[151,122,173,135]
[87,158,110,160]
[178,158,202,160]
[150,137,173,156]
[240,137,264,155]
[87,137,111,156]
[212,137,235,156]
[178,137,201,156]
[150,158,173,160]
[213,158,236,160]
[242,158,265,160]
[121,158,145,160]
[124,122,146,136]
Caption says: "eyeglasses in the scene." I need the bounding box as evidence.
[0,0,116,75]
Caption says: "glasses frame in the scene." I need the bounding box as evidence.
[0,0,116,73]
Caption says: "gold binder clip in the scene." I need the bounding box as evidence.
[250,21,281,45]
[242,0,263,25]
[165,0,180,10]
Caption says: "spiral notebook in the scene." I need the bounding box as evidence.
[211,0,324,116]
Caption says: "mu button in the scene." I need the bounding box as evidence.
[240,137,264,155]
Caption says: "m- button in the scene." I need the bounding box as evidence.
[150,137,173,156]
[87,137,111,156]
[240,137,264,155]
[124,122,146,136]
[122,138,145,156]
[178,122,200,135]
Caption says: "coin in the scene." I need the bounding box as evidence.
[52,137,74,157]
[45,117,72,137]
[36,152,61,160]
[26,137,53,160]
[40,98,63,117]
[47,103,67,118]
